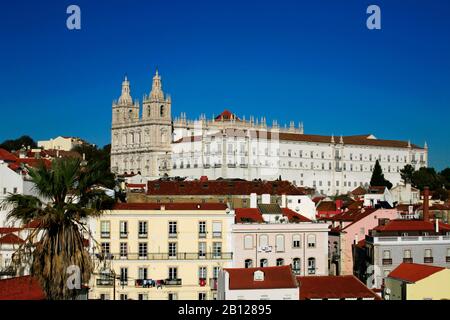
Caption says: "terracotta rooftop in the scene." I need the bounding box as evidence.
[372,219,450,232]
[174,129,424,149]
[234,207,311,223]
[316,201,337,212]
[297,275,381,300]
[0,148,18,162]
[351,186,367,196]
[0,227,22,234]
[0,276,45,300]
[0,233,25,245]
[388,263,445,283]
[112,202,228,211]
[225,266,298,290]
[146,179,306,196]
[214,109,241,121]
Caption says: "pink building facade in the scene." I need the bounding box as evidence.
[329,208,399,275]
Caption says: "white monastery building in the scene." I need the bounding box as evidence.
[111,70,428,196]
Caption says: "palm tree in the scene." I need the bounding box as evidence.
[1,157,115,300]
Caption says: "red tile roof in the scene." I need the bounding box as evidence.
[297,275,381,300]
[0,148,18,162]
[112,202,228,211]
[126,183,146,188]
[225,266,298,290]
[372,219,450,232]
[174,129,424,150]
[0,276,45,300]
[351,186,367,196]
[215,109,240,121]
[234,207,311,223]
[330,207,377,222]
[234,208,264,223]
[0,227,22,234]
[146,179,306,196]
[388,263,445,283]
[316,201,337,212]
[0,233,25,245]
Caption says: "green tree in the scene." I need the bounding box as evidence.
[400,164,415,184]
[0,135,37,151]
[411,167,442,191]
[1,158,115,300]
[370,160,393,189]
[440,168,450,189]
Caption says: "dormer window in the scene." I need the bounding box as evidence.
[253,270,264,281]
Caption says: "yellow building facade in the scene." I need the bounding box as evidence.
[385,267,450,300]
[88,203,234,300]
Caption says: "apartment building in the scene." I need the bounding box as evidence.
[232,205,329,276]
[88,203,234,300]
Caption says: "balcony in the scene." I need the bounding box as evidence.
[209,278,218,290]
[101,232,110,239]
[138,233,148,239]
[240,164,248,168]
[165,278,182,286]
[227,163,236,168]
[292,269,301,276]
[96,278,114,287]
[382,258,393,265]
[212,232,222,238]
[403,258,413,263]
[307,269,316,275]
[203,164,211,169]
[198,232,207,239]
[424,257,434,264]
[120,232,128,239]
[370,235,450,244]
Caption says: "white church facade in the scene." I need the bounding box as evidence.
[111,71,428,195]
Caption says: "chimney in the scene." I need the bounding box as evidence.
[281,194,287,208]
[423,186,430,222]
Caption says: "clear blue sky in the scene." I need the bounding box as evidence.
[0,0,449,169]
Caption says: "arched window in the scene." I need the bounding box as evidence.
[292,234,301,248]
[259,234,268,248]
[244,259,253,268]
[275,235,285,252]
[307,234,316,248]
[276,258,284,266]
[292,258,301,274]
[260,259,268,267]
[308,257,316,275]
[244,235,253,249]
[160,105,165,117]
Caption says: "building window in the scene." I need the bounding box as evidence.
[382,250,392,265]
[244,259,253,268]
[138,221,148,238]
[307,234,316,248]
[198,242,206,258]
[307,258,316,274]
[169,242,177,258]
[198,266,207,282]
[213,242,222,258]
[292,258,301,274]
[276,258,284,266]
[120,294,128,300]
[292,234,301,248]
[276,235,285,252]
[244,235,253,249]
[138,243,147,259]
[168,293,178,300]
[424,249,433,263]
[212,221,222,238]
[120,242,128,258]
[198,221,207,237]
[169,221,177,238]
[260,259,268,267]
[259,234,269,248]
[138,294,148,300]
[138,267,148,280]
[120,267,128,285]
[100,221,110,238]
[168,267,178,280]
[198,292,207,300]
[101,242,110,255]
[120,221,128,238]
[403,249,412,263]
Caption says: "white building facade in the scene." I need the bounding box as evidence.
[110,71,428,195]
